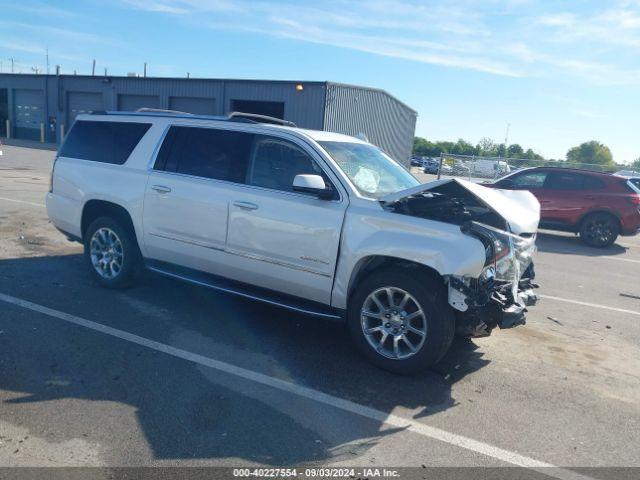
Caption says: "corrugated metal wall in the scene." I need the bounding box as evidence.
[323,83,417,166]
[223,81,325,129]
[0,75,416,156]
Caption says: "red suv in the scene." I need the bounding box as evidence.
[491,167,640,247]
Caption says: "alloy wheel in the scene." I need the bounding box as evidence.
[584,218,614,245]
[360,287,427,360]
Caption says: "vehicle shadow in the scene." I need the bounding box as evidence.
[0,253,490,465]
[536,231,628,257]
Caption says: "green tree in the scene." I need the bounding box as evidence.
[451,138,476,156]
[566,141,613,166]
[631,157,640,170]
[507,144,524,158]
[413,136,548,162]
[413,137,441,157]
[477,137,497,156]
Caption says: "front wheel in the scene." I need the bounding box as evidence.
[579,213,619,248]
[347,269,454,374]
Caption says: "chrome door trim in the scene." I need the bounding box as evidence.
[225,247,332,278]
[148,232,225,252]
[148,232,330,277]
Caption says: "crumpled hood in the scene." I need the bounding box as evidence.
[381,178,540,234]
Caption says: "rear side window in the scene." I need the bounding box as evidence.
[546,172,604,190]
[154,126,252,183]
[60,120,151,165]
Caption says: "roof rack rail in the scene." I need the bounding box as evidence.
[87,109,297,127]
[228,111,296,127]
[136,107,192,115]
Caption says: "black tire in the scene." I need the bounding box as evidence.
[347,268,455,374]
[84,216,141,289]
[579,212,619,248]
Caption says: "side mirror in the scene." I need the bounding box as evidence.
[292,174,335,200]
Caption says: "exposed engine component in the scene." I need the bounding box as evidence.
[382,181,507,230]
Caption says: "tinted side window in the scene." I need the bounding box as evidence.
[511,171,547,188]
[247,136,326,193]
[154,127,180,172]
[60,120,150,164]
[154,126,252,183]
[582,176,605,189]
[546,172,601,190]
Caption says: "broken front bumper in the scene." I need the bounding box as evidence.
[449,264,539,337]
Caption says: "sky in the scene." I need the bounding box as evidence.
[0,0,638,163]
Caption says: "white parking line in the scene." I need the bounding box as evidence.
[600,256,640,264]
[539,294,640,316]
[0,292,591,480]
[0,196,46,208]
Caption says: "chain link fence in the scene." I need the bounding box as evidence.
[413,153,629,184]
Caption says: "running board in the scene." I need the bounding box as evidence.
[145,261,344,321]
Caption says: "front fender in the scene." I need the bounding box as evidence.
[331,207,486,310]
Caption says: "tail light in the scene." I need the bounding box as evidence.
[628,195,640,205]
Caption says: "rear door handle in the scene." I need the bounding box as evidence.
[233,201,259,211]
[151,185,171,194]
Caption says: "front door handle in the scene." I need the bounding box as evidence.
[151,185,171,194]
[233,201,259,211]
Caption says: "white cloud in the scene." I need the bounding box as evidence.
[114,0,640,85]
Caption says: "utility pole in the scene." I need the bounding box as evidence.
[46,48,49,74]
[104,67,107,76]
[187,72,190,79]
[55,65,60,75]
[10,58,14,73]
[504,122,511,147]
[92,59,96,76]
[143,62,147,78]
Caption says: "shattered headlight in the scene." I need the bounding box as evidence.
[463,222,536,283]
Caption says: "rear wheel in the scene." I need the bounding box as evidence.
[347,269,454,374]
[579,213,619,248]
[84,216,141,288]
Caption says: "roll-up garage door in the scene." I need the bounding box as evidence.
[14,89,44,140]
[169,96,216,115]
[117,94,159,112]
[67,92,104,125]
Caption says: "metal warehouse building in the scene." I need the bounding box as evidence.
[0,74,417,164]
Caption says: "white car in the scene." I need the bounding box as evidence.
[47,111,540,373]
[471,159,511,178]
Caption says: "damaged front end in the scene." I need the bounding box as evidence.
[449,222,539,337]
[381,178,540,337]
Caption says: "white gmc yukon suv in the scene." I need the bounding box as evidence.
[47,110,540,373]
